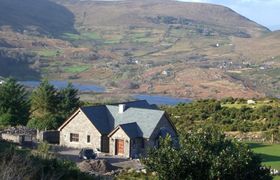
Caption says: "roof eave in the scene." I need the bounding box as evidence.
[58,108,81,131]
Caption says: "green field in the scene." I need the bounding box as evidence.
[63,65,90,73]
[222,101,280,109]
[34,49,61,57]
[63,32,102,41]
[249,143,280,170]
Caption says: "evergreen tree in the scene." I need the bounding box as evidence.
[0,78,30,126]
[28,80,80,130]
[30,79,58,118]
[58,83,80,118]
[28,79,60,130]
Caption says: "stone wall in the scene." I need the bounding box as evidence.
[1,133,22,143]
[59,110,102,150]
[1,133,32,144]
[109,128,130,158]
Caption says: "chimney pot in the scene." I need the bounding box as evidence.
[119,104,125,113]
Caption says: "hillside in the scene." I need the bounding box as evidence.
[0,0,76,36]
[58,0,268,36]
[0,0,279,99]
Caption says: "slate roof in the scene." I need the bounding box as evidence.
[79,100,164,138]
[118,122,143,138]
[80,105,111,134]
[106,105,164,138]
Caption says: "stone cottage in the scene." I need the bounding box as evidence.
[58,100,177,158]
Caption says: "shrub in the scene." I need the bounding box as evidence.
[143,127,272,180]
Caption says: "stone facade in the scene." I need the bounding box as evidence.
[109,128,131,158]
[59,110,102,150]
[59,105,177,158]
[108,123,175,158]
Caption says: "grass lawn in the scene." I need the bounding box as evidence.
[248,142,280,170]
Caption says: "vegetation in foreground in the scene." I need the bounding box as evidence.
[142,127,271,180]
[0,141,93,180]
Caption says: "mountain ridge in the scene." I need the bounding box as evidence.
[0,0,279,99]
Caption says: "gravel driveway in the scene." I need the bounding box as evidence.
[55,147,144,170]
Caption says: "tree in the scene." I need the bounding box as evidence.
[29,79,59,130]
[58,83,80,119]
[143,127,271,180]
[0,78,30,126]
[30,79,58,118]
[28,80,80,130]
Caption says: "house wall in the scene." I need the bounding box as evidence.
[59,111,102,150]
[131,137,146,158]
[101,135,109,153]
[109,128,130,158]
[147,115,177,147]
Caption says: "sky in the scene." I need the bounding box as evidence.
[177,0,280,31]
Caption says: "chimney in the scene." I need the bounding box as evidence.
[118,104,126,114]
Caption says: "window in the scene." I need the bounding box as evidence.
[87,135,90,143]
[70,133,79,142]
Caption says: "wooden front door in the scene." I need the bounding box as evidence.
[115,139,124,155]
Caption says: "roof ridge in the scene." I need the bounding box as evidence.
[109,100,148,105]
[106,105,163,112]
[81,104,107,108]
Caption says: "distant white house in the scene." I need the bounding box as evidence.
[247,100,256,105]
[0,80,5,85]
[162,70,172,76]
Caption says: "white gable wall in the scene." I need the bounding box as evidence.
[59,111,102,150]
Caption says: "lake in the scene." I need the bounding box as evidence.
[20,80,191,105]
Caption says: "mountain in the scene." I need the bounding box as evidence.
[0,0,279,99]
[0,0,76,36]
[59,0,269,37]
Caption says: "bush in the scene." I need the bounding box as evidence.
[0,146,94,180]
[143,127,272,180]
